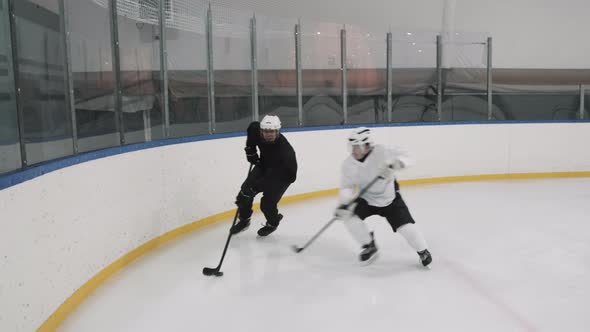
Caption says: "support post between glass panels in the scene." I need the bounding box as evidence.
[436,34,442,121]
[251,15,259,121]
[206,4,215,133]
[59,0,78,152]
[386,32,392,123]
[341,27,347,124]
[487,37,493,120]
[295,21,303,127]
[158,0,169,137]
[580,84,585,120]
[7,0,27,166]
[108,0,124,144]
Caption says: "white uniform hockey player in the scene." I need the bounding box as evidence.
[334,127,432,266]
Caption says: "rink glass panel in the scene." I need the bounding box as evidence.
[0,0,21,173]
[390,31,438,123]
[345,25,387,125]
[300,20,343,126]
[211,4,253,134]
[116,4,165,144]
[256,15,298,128]
[67,1,119,152]
[166,0,210,138]
[12,0,74,165]
[441,37,489,121]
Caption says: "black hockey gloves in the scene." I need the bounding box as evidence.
[244,146,260,165]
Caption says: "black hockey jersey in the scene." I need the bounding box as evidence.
[246,121,297,183]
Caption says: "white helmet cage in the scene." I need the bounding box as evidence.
[260,115,281,130]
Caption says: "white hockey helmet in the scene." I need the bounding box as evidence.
[260,115,281,130]
[348,127,374,147]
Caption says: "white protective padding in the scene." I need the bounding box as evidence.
[338,188,356,205]
[397,223,428,252]
[342,215,373,246]
[378,164,396,181]
[1,122,590,331]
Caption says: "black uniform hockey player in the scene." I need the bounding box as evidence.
[231,115,298,237]
[334,127,432,267]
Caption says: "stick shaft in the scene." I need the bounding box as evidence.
[204,164,254,273]
[295,175,383,252]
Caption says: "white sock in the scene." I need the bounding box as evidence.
[397,223,428,252]
[342,215,372,246]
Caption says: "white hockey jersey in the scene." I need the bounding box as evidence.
[339,144,412,207]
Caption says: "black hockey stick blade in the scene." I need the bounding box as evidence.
[291,176,383,256]
[201,165,253,279]
[291,245,304,253]
[202,267,224,277]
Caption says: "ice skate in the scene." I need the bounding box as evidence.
[230,217,250,235]
[257,214,282,237]
[360,232,378,265]
[418,249,432,267]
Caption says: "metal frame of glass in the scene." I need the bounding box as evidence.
[1,0,588,175]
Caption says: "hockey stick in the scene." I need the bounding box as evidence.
[203,164,254,277]
[292,174,384,253]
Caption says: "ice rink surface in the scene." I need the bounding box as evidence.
[58,178,590,332]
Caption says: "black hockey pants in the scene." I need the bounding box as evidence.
[235,166,290,226]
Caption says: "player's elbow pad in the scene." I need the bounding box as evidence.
[339,188,356,205]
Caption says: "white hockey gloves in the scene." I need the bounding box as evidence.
[378,164,394,180]
[379,157,406,181]
[334,202,357,220]
[335,188,358,219]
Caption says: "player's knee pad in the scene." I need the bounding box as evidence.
[241,185,257,197]
[334,202,357,220]
[235,190,254,209]
[342,215,372,245]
